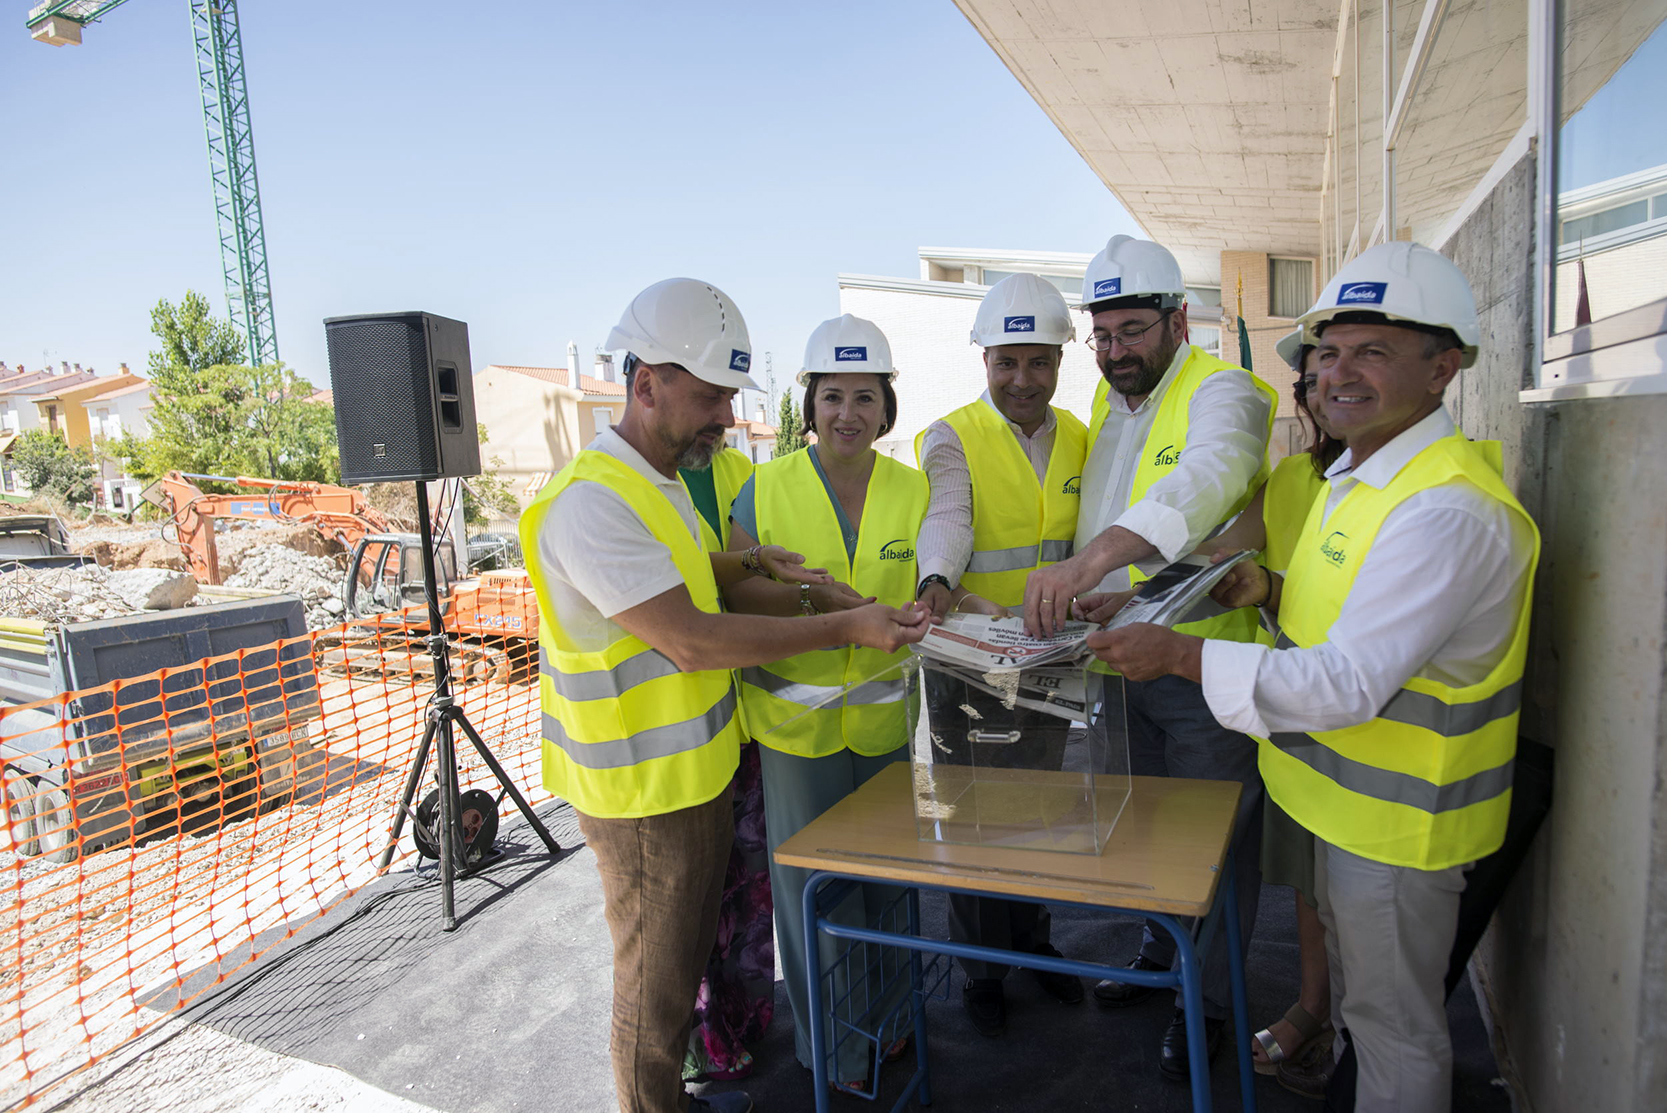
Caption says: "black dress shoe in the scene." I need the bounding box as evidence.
[961,978,1006,1038]
[1159,1008,1225,1082]
[1022,943,1085,1004]
[1091,954,1170,1007]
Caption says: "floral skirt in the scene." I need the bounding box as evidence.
[686,742,775,1080]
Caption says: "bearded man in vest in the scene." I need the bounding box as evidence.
[520,278,930,1113]
[1090,242,1538,1113]
[1024,235,1278,1081]
[913,273,1091,1038]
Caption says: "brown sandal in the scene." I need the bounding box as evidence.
[1251,1004,1329,1075]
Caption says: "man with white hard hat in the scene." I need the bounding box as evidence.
[1089,242,1539,1113]
[1027,235,1278,1080]
[519,279,929,1113]
[913,273,1090,1037]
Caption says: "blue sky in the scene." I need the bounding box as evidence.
[1,1,1136,399]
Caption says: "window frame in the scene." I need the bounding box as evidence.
[1524,0,1667,402]
[1266,256,1317,320]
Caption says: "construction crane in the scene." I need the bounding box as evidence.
[26,0,280,370]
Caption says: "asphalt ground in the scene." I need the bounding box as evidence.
[154,803,1509,1113]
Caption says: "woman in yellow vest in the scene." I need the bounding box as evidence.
[676,446,776,1084]
[724,315,928,1092]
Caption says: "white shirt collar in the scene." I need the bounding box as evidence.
[979,389,1057,438]
[588,426,684,489]
[1109,343,1194,416]
[1324,406,1457,489]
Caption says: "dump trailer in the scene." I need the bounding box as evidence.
[0,596,320,862]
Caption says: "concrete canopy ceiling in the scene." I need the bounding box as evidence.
[954,0,1340,283]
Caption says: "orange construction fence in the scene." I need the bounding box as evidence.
[0,591,550,1109]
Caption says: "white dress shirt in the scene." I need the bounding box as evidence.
[537,427,700,653]
[1074,344,1273,591]
[1201,407,1536,738]
[917,391,1057,586]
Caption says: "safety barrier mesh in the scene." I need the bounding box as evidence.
[0,584,548,1109]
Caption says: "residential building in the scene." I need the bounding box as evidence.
[33,368,143,450]
[80,378,153,511]
[955,1,1667,1107]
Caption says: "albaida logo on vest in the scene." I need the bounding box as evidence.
[1151,444,1180,467]
[1320,530,1349,566]
[879,539,915,561]
[1062,475,1081,496]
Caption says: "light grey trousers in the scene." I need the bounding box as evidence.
[1313,837,1468,1113]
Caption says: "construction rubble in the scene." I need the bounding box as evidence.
[0,566,198,624]
[223,545,347,629]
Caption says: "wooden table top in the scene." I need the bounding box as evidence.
[774,762,1242,918]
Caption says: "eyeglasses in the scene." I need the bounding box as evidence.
[1084,312,1172,352]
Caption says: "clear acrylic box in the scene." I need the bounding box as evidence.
[758,652,1131,855]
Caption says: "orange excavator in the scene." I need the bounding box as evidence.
[141,471,393,585]
[142,470,540,684]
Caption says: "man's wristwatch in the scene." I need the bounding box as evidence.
[800,582,819,615]
[917,574,951,598]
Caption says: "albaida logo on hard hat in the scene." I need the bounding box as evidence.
[730,350,751,372]
[1092,278,1122,299]
[1151,444,1180,467]
[1320,531,1349,566]
[1062,475,1081,496]
[835,346,868,362]
[879,539,915,561]
[1336,282,1388,306]
[1004,316,1036,333]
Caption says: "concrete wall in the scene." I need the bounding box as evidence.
[1443,150,1667,1112]
[471,367,583,513]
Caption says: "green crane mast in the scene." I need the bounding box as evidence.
[27,0,280,370]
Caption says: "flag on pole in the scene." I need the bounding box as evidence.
[1236,274,1253,372]
[1575,255,1593,327]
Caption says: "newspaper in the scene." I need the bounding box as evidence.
[907,551,1259,721]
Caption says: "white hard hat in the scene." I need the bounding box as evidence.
[1275,328,1307,370]
[971,273,1076,347]
[797,314,896,386]
[605,277,760,390]
[1300,242,1480,368]
[1075,234,1188,312]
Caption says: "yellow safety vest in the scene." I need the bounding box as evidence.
[914,402,1087,609]
[1087,345,1279,642]
[740,449,927,758]
[1262,453,1327,575]
[684,447,754,552]
[1256,435,1540,870]
[520,451,742,818]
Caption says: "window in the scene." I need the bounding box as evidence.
[591,406,614,435]
[1531,0,1667,398]
[1268,258,1315,319]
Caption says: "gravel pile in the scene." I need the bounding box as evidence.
[224,545,346,629]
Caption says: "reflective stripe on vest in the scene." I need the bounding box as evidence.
[1087,346,1277,644]
[915,402,1086,608]
[1256,434,1540,870]
[520,450,741,818]
[741,449,927,758]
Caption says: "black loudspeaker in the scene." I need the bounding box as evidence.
[324,311,482,484]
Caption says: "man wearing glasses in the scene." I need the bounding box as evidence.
[1024,235,1277,1082]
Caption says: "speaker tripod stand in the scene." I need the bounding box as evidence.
[376,480,561,931]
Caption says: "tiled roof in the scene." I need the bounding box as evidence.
[308,388,334,405]
[80,379,151,404]
[738,420,778,438]
[484,365,627,397]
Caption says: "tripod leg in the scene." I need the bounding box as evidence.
[451,710,563,855]
[378,716,438,872]
[434,712,461,931]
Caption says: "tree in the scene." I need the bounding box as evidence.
[772,390,809,458]
[12,431,94,505]
[121,293,340,484]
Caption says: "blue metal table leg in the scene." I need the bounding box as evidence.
[906,886,933,1107]
[1222,860,1258,1113]
[805,870,832,1113]
[1152,911,1213,1113]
